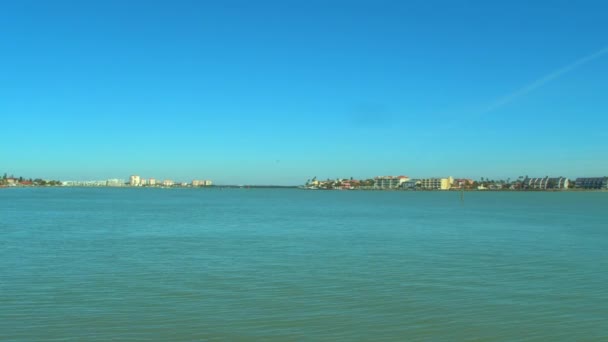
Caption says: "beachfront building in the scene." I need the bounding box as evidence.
[548,177,569,189]
[522,177,549,189]
[575,177,608,189]
[162,179,174,187]
[401,179,419,190]
[149,178,156,186]
[419,177,454,190]
[140,178,148,186]
[522,177,569,190]
[453,179,474,188]
[129,175,141,186]
[374,176,409,189]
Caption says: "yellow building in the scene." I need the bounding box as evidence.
[419,177,453,190]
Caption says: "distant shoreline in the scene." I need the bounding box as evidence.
[2,185,607,192]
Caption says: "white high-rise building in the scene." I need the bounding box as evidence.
[129,175,141,186]
[149,178,156,186]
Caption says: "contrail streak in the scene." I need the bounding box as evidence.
[483,45,608,114]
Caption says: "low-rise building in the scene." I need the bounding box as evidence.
[454,179,474,188]
[401,179,419,190]
[149,178,156,186]
[162,179,174,187]
[575,177,608,189]
[374,176,409,189]
[419,177,453,190]
[340,181,353,190]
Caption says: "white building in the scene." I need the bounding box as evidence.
[374,176,409,189]
[129,175,141,186]
[149,178,156,186]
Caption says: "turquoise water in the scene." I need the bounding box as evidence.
[1,188,607,341]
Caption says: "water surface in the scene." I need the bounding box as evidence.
[1,188,606,340]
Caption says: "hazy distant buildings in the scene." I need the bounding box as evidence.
[106,179,124,187]
[192,179,213,187]
[575,177,608,189]
[62,180,108,187]
[52,175,216,188]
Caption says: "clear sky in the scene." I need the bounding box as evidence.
[1,0,607,185]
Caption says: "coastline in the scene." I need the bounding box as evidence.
[2,185,607,192]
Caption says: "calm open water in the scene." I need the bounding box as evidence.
[1,188,607,341]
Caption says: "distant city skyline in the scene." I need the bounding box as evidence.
[3,170,606,187]
[1,1,607,185]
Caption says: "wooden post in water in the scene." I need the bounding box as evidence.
[460,186,465,204]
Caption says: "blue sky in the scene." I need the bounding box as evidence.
[1,0,607,184]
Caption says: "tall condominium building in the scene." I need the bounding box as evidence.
[575,177,608,189]
[374,176,409,189]
[149,178,156,186]
[140,178,148,186]
[129,175,141,186]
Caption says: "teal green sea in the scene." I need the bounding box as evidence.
[1,188,607,341]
